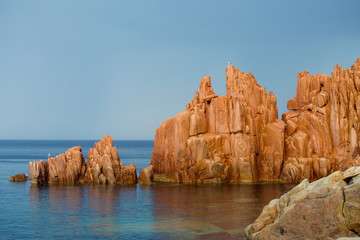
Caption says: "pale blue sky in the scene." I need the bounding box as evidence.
[1,0,359,140]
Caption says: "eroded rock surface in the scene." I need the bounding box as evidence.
[149,59,360,183]
[28,135,137,185]
[282,58,360,182]
[150,65,282,183]
[245,167,360,239]
[138,165,154,184]
[48,146,86,184]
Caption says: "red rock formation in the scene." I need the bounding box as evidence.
[29,160,48,184]
[29,135,137,185]
[150,65,283,183]
[281,58,360,182]
[84,135,137,184]
[138,165,154,184]
[48,146,86,184]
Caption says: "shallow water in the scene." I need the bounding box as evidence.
[0,140,295,239]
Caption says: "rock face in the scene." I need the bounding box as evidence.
[8,173,29,182]
[29,160,48,184]
[29,135,137,185]
[48,146,86,184]
[138,165,154,184]
[84,135,137,184]
[150,65,283,183]
[148,59,360,183]
[245,167,360,239]
[282,58,360,182]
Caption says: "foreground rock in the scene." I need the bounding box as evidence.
[150,65,281,183]
[245,167,360,239]
[8,173,29,182]
[29,135,137,185]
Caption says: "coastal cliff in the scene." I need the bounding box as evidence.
[150,64,283,183]
[148,59,360,183]
[29,135,137,185]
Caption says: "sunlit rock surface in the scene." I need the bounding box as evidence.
[245,167,360,239]
[150,64,282,183]
[29,135,137,185]
[149,59,360,183]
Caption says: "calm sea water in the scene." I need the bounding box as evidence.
[0,140,296,239]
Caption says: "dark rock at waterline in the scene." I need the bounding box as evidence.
[245,167,360,239]
[8,173,29,182]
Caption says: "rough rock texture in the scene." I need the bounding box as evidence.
[28,135,137,185]
[282,58,360,182]
[245,167,360,239]
[29,160,48,184]
[48,146,86,184]
[138,165,154,184]
[149,59,360,183]
[150,65,282,183]
[84,135,137,184]
[8,173,29,182]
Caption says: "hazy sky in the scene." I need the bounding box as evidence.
[1,0,359,140]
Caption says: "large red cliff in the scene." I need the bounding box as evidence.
[150,64,284,183]
[148,59,360,183]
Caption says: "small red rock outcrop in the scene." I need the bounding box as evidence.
[150,64,283,183]
[282,58,360,182]
[84,135,137,184]
[29,135,137,185]
[48,146,86,184]
[8,173,29,182]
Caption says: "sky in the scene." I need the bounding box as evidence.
[0,0,359,140]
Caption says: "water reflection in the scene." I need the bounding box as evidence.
[149,183,295,239]
[28,183,295,239]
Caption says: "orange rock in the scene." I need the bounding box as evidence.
[84,135,137,184]
[48,146,86,184]
[282,58,360,182]
[29,160,48,184]
[150,64,282,183]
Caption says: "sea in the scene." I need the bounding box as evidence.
[0,140,296,239]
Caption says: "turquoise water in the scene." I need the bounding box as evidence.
[0,140,295,239]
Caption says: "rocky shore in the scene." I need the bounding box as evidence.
[245,167,360,239]
[28,135,137,185]
[147,58,360,184]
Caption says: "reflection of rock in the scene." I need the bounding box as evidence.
[245,167,360,239]
[138,165,154,184]
[29,160,48,184]
[29,135,137,185]
[84,135,137,184]
[282,58,360,183]
[150,64,281,183]
[8,173,29,182]
[48,146,86,184]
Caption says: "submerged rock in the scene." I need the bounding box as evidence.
[8,173,29,182]
[245,167,360,239]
